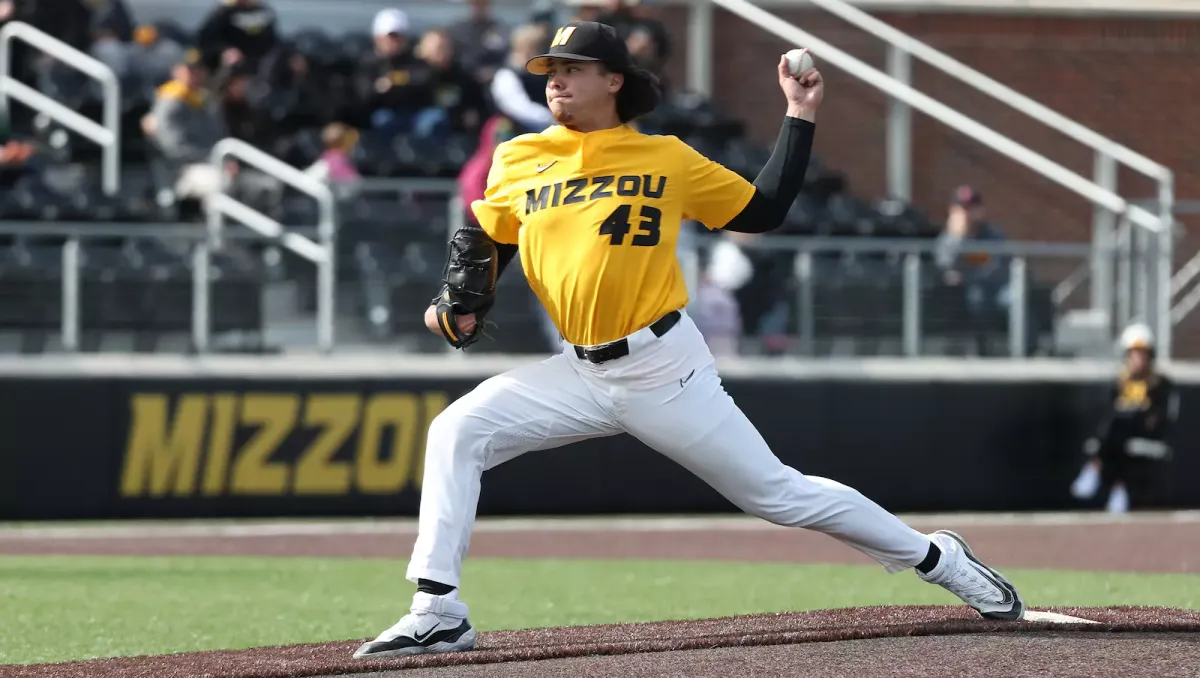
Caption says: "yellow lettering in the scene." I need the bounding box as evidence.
[550,26,576,48]
[412,392,450,490]
[120,394,207,498]
[1119,381,1149,409]
[356,393,418,494]
[230,394,298,495]
[202,394,239,496]
[293,394,360,495]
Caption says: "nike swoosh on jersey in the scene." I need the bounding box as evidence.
[680,369,696,388]
[536,161,557,173]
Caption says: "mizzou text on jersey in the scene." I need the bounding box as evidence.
[472,124,754,346]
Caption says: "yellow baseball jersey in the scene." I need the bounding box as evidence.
[471,124,755,346]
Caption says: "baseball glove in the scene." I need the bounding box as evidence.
[432,225,500,349]
[432,285,494,349]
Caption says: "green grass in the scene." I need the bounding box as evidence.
[2,555,1198,665]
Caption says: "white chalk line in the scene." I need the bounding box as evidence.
[2,511,1199,541]
[1023,611,1101,625]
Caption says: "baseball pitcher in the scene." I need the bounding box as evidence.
[354,21,1025,660]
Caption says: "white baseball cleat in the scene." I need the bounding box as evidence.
[353,591,477,659]
[1070,463,1101,500]
[917,530,1025,621]
[1106,485,1130,514]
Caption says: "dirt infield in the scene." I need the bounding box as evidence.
[11,607,1200,678]
[4,514,1200,677]
[3,515,1200,573]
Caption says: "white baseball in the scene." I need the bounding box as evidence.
[785,49,814,77]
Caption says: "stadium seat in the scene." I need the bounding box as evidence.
[876,196,938,239]
[337,32,375,69]
[822,193,875,238]
[0,12,1067,357]
[291,29,338,69]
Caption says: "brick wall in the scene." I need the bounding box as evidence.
[652,8,1198,242]
[649,7,1200,355]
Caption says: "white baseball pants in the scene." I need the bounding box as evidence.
[406,310,933,588]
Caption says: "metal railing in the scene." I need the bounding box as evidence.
[0,221,264,352]
[201,138,337,353]
[0,220,1096,359]
[1156,199,1200,324]
[0,21,121,195]
[697,234,1096,358]
[699,0,1175,357]
[800,0,1176,358]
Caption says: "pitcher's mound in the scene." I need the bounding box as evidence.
[20,606,1200,678]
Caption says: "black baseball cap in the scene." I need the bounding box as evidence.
[526,21,662,122]
[526,22,633,75]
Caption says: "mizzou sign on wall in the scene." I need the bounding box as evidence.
[2,371,1199,520]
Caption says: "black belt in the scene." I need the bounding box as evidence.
[573,310,681,364]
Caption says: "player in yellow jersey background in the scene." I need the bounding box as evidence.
[355,21,1025,660]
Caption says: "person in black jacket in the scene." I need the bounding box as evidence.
[414,28,488,137]
[0,0,92,48]
[0,0,93,97]
[1071,323,1180,513]
[446,0,509,85]
[196,0,279,73]
[594,0,670,75]
[213,60,270,147]
[356,8,421,138]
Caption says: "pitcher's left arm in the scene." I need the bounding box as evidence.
[427,142,522,349]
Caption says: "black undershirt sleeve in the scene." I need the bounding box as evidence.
[722,117,816,234]
[495,240,519,276]
[457,223,520,276]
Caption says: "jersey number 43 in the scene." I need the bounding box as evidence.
[600,204,662,247]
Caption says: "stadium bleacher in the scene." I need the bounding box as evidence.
[0,2,1055,357]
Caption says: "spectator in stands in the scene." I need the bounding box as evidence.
[368,7,413,63]
[459,115,516,230]
[527,0,560,37]
[415,28,488,137]
[257,42,328,133]
[305,122,362,200]
[457,113,563,348]
[89,0,133,42]
[594,0,670,75]
[935,185,1010,353]
[197,0,279,73]
[694,237,746,357]
[0,115,37,189]
[447,0,509,85]
[0,0,93,102]
[0,0,93,50]
[143,48,229,201]
[358,8,428,140]
[710,231,793,355]
[128,24,187,90]
[86,1,136,80]
[214,61,268,146]
[89,25,131,80]
[489,23,554,134]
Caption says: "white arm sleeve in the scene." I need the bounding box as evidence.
[490,68,555,131]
